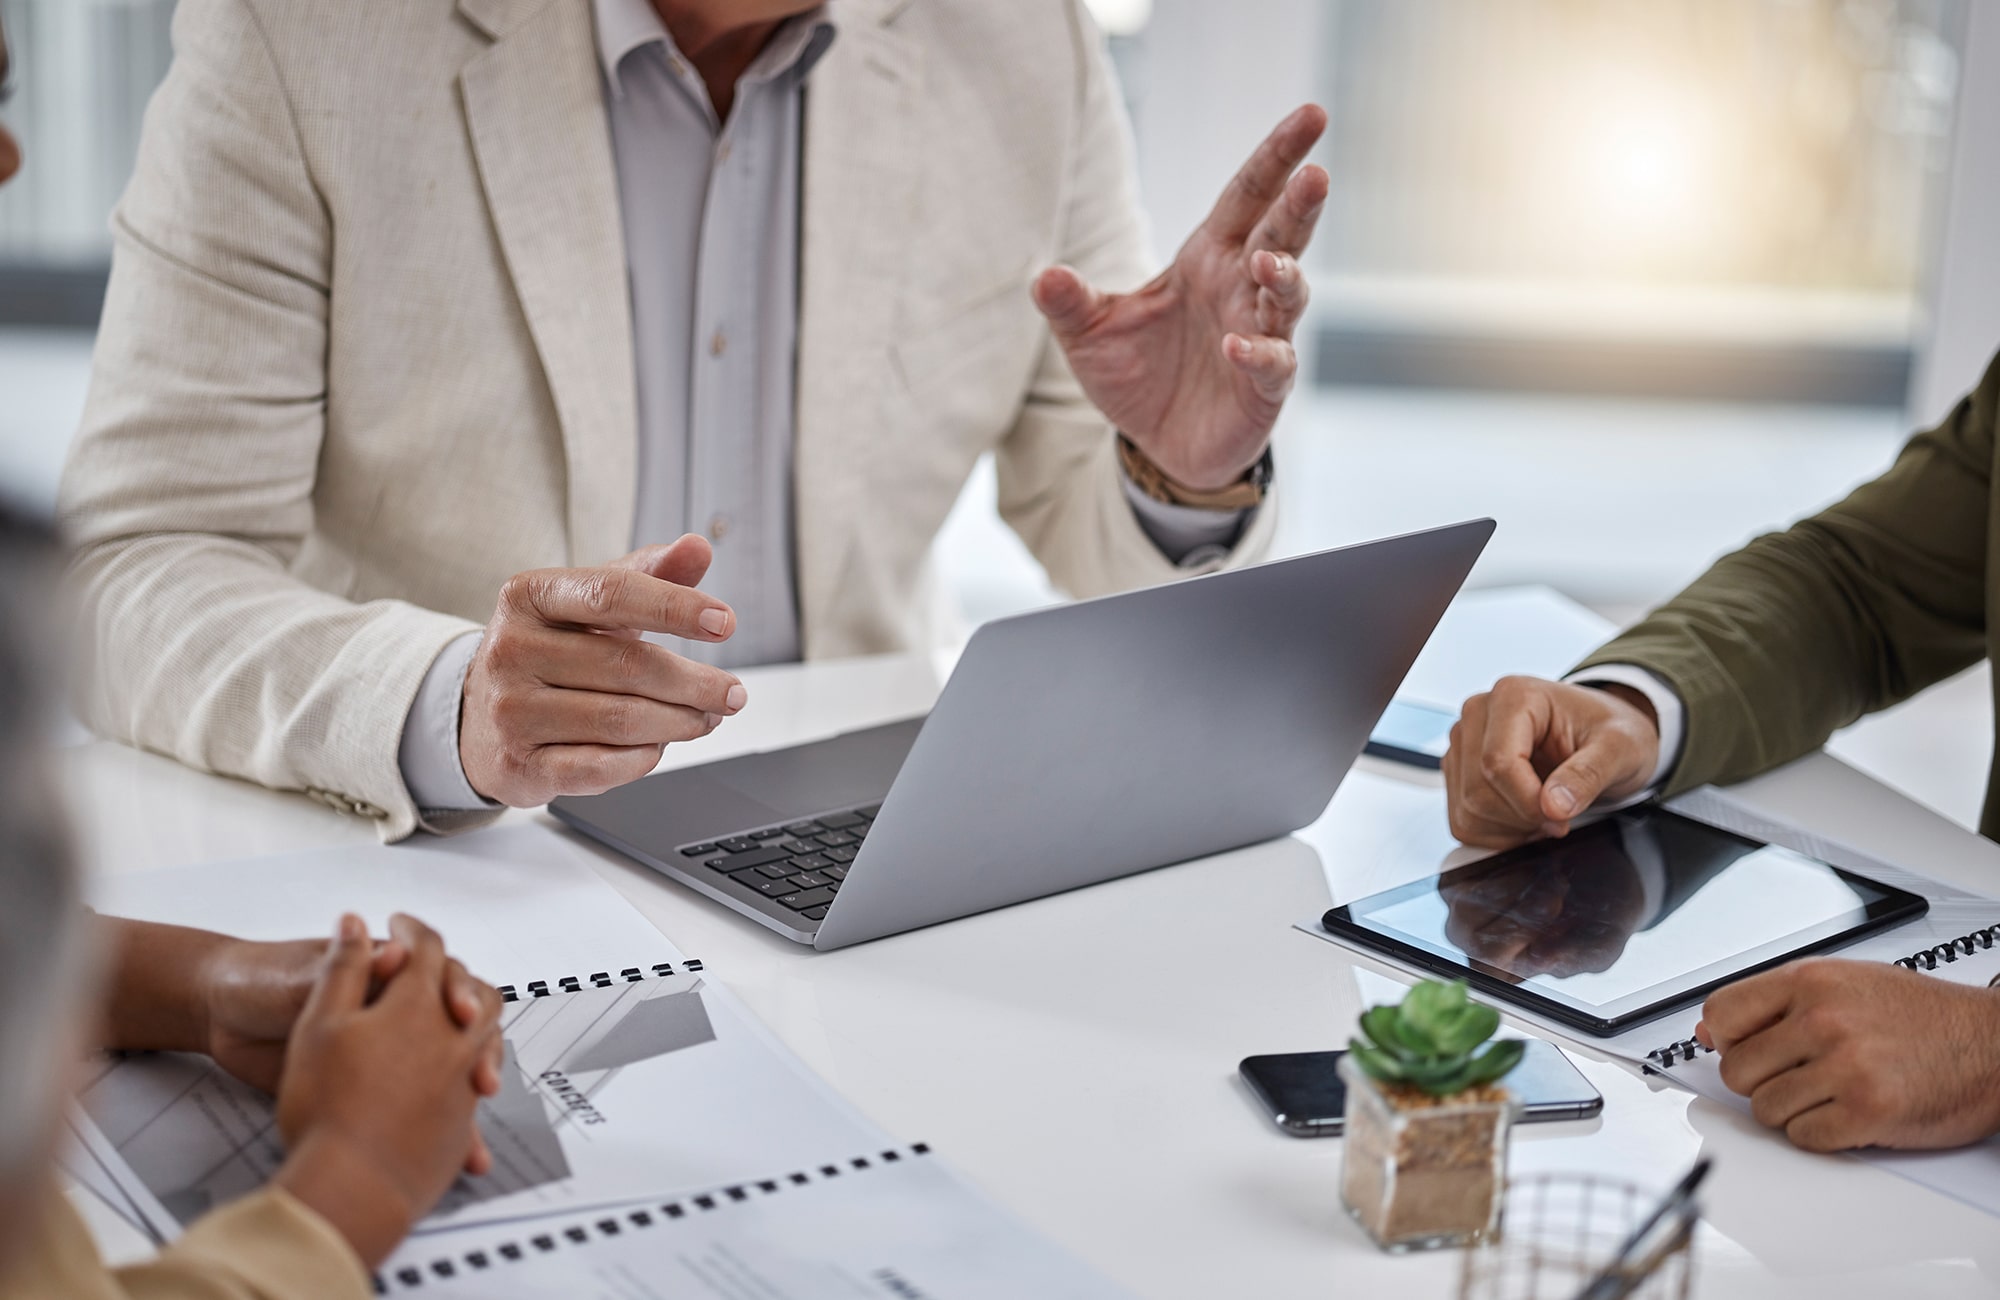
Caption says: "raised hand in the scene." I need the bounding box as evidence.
[1033,104,1329,491]
[461,533,749,806]
[273,914,504,1268]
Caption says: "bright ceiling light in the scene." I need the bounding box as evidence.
[1084,0,1154,38]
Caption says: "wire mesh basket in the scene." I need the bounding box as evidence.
[1458,1172,1695,1300]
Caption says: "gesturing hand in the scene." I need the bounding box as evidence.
[1443,677,1661,848]
[273,914,505,1269]
[1033,104,1329,491]
[1697,959,2000,1152]
[462,533,749,806]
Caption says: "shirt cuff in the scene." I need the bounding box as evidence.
[1118,468,1255,568]
[397,630,496,813]
[1563,663,1686,800]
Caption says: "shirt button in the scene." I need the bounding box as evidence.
[710,328,728,357]
[708,515,731,542]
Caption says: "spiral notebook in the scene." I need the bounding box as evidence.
[371,1143,1132,1299]
[70,826,1135,1297]
[1638,920,2000,1219]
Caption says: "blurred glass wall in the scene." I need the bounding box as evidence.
[0,0,172,264]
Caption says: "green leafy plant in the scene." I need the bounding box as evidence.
[1348,980,1525,1097]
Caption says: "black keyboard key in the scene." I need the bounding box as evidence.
[823,865,848,881]
[856,805,881,820]
[755,862,797,880]
[788,853,831,871]
[755,875,807,897]
[803,906,830,920]
[708,845,794,872]
[816,831,857,848]
[785,821,824,837]
[818,813,865,830]
[825,846,858,863]
[778,886,838,911]
[680,843,718,857]
[750,828,786,841]
[718,836,759,854]
[791,872,830,889]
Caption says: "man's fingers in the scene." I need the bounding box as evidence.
[1746,1058,1840,1135]
[1783,1096,1861,1153]
[523,742,671,799]
[1248,163,1330,258]
[1221,334,1296,403]
[1478,685,1555,826]
[506,628,745,717]
[1716,1014,1815,1100]
[611,534,714,592]
[1701,965,1799,1054]
[1201,104,1329,246]
[1252,251,1310,338]
[495,685,722,752]
[300,914,375,1021]
[503,567,735,642]
[1538,732,1632,822]
[1030,265,1109,340]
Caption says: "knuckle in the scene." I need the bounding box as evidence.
[598,696,640,746]
[497,572,537,617]
[610,638,652,691]
[575,571,619,619]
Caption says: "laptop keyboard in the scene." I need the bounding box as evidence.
[675,804,880,925]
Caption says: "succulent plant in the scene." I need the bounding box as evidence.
[1348,979,1525,1098]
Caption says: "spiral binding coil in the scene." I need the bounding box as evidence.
[1646,922,2000,1071]
[495,957,704,1004]
[375,1144,933,1294]
[1892,923,2000,972]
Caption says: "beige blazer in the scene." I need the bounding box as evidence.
[58,0,1277,840]
[0,1184,370,1300]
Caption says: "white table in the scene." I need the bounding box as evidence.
[61,589,2000,1299]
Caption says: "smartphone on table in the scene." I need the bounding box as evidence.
[1239,1040,1602,1137]
[1363,699,1457,770]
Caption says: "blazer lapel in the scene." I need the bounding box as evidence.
[459,0,637,566]
[795,0,925,653]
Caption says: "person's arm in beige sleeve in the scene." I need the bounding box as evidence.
[54,0,482,841]
[998,4,1326,597]
[1574,350,1995,799]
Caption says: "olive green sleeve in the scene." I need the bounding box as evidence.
[1576,351,1997,797]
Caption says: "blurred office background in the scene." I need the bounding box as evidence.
[1,0,1995,826]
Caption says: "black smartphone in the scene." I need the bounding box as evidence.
[1238,1040,1602,1137]
[1363,699,1456,769]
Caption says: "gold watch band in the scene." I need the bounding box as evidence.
[1116,435,1269,511]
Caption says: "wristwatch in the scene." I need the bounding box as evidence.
[1117,434,1272,511]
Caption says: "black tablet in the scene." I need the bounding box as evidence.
[1320,806,1928,1035]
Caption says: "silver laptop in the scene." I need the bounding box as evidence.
[551,519,1493,950]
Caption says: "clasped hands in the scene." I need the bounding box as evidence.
[106,915,506,1267]
[1444,675,2000,1154]
[457,107,1330,808]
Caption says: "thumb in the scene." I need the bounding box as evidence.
[299,914,374,1022]
[1539,732,1643,822]
[610,534,714,590]
[1031,265,1107,339]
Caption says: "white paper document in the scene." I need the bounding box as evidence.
[376,1146,1134,1299]
[74,972,889,1240]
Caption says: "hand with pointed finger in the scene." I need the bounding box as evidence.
[461,534,750,807]
[1033,104,1330,491]
[272,914,505,1269]
[1696,958,2000,1152]
[1442,676,1660,849]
